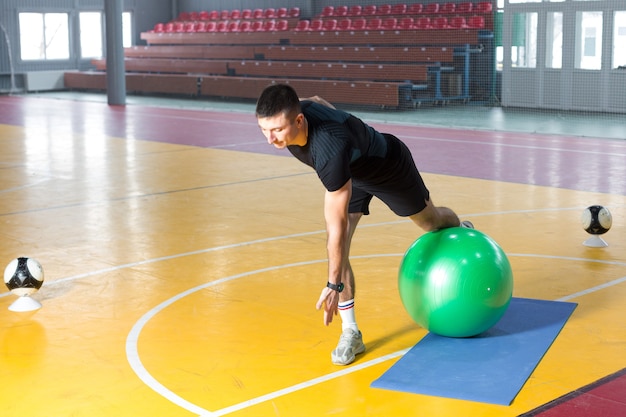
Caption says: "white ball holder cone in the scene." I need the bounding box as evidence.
[583,235,609,248]
[8,295,42,312]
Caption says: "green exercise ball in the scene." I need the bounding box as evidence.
[398,227,513,338]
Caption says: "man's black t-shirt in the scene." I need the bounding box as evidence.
[287,101,430,216]
[288,101,387,192]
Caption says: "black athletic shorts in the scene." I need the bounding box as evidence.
[348,134,430,217]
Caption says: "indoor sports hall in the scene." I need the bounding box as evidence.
[1,1,626,416]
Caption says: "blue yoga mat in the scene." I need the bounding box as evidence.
[371,298,577,405]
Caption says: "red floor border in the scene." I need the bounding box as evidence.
[519,368,626,417]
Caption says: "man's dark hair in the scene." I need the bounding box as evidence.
[255,84,301,119]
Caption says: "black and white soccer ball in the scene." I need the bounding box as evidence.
[581,205,612,235]
[3,257,44,297]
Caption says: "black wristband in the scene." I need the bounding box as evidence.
[326,282,344,292]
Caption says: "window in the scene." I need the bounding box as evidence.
[79,11,133,59]
[546,12,563,68]
[575,11,603,69]
[19,13,70,60]
[80,12,103,58]
[614,11,626,69]
[512,12,538,68]
[122,12,133,48]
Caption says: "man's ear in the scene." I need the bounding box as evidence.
[296,113,305,127]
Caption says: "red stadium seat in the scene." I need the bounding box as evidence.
[414,17,431,29]
[448,16,467,29]
[241,9,252,19]
[263,20,276,31]
[183,22,195,32]
[323,19,338,31]
[351,18,367,30]
[227,21,240,32]
[276,20,289,31]
[457,2,473,13]
[467,15,485,28]
[174,22,185,32]
[431,16,448,29]
[407,3,423,14]
[335,6,348,16]
[216,21,228,32]
[252,8,264,19]
[264,8,276,18]
[230,9,241,19]
[424,3,439,14]
[475,2,493,13]
[194,21,207,32]
[189,11,199,21]
[208,10,219,20]
[239,21,252,32]
[250,20,263,32]
[378,4,392,15]
[289,7,301,18]
[220,10,229,20]
[153,23,164,33]
[348,5,362,16]
[363,5,377,16]
[294,20,310,31]
[198,11,209,20]
[277,7,288,18]
[164,22,174,33]
[205,21,217,32]
[440,2,456,13]
[382,17,397,30]
[366,18,382,30]
[337,18,352,30]
[178,12,190,21]
[310,19,323,31]
[397,17,414,30]
[204,20,217,32]
[321,6,334,17]
[391,4,408,14]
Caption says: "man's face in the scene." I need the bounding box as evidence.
[257,111,304,149]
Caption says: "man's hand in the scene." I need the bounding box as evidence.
[316,286,340,326]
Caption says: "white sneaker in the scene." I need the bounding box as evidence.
[460,220,474,229]
[331,328,365,365]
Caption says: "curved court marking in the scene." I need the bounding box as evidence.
[126,254,626,417]
[0,205,602,299]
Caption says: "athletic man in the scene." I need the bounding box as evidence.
[255,84,472,365]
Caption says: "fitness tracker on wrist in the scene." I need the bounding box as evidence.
[326,282,344,292]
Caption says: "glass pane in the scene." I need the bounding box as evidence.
[614,11,626,69]
[122,12,133,48]
[123,12,133,48]
[19,13,45,60]
[512,12,538,68]
[546,12,563,69]
[44,13,70,59]
[575,11,603,70]
[80,12,103,58]
[509,0,541,3]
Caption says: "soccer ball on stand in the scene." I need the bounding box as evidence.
[3,257,44,312]
[581,205,612,248]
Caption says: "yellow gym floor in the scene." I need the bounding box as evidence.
[1,95,625,416]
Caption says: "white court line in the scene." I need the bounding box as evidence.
[0,205,599,299]
[125,255,401,417]
[2,208,625,414]
[126,253,626,417]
